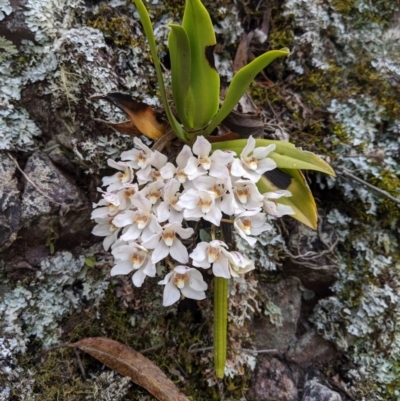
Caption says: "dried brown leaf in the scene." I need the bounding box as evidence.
[69,337,189,401]
[92,92,167,140]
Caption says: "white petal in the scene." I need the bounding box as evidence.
[230,159,247,177]
[143,258,156,277]
[142,232,162,249]
[193,136,211,157]
[112,211,135,227]
[177,145,193,168]
[184,156,200,176]
[120,225,141,241]
[160,163,176,179]
[110,260,133,276]
[204,206,222,226]
[256,158,277,173]
[181,286,206,301]
[131,192,151,212]
[150,151,168,169]
[162,280,181,306]
[211,150,235,166]
[212,256,231,278]
[187,269,208,291]
[157,202,170,223]
[103,233,117,250]
[169,239,189,264]
[252,144,276,159]
[132,269,146,287]
[152,241,170,263]
[175,225,194,240]
[190,242,210,266]
[241,136,255,158]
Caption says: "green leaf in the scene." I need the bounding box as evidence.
[132,0,189,142]
[205,49,290,135]
[85,256,96,268]
[182,0,220,129]
[211,138,335,176]
[168,24,193,129]
[258,169,318,229]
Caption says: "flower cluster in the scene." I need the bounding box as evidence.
[92,136,294,306]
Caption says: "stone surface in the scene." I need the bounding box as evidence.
[0,152,21,251]
[248,357,298,401]
[283,220,339,294]
[286,329,339,366]
[251,278,302,351]
[302,380,342,401]
[20,151,91,247]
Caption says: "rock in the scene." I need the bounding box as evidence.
[251,278,302,351]
[283,221,339,294]
[20,151,91,247]
[0,153,21,251]
[0,0,36,45]
[248,357,298,401]
[286,329,339,366]
[302,380,342,401]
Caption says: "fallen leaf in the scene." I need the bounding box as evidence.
[208,132,240,143]
[221,109,264,138]
[92,92,167,140]
[69,337,189,401]
[233,32,253,72]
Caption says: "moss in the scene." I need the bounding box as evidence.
[13,282,252,400]
[86,5,139,47]
[331,0,357,14]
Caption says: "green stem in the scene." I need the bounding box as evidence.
[214,276,228,378]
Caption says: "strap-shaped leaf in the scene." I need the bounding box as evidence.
[205,49,290,135]
[133,0,188,142]
[211,138,335,176]
[182,0,220,129]
[168,24,193,129]
[258,169,318,229]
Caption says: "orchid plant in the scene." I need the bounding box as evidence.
[92,0,335,380]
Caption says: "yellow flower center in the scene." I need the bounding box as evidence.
[173,273,188,289]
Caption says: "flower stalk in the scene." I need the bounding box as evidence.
[214,276,228,379]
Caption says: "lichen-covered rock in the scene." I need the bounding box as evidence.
[20,151,90,247]
[0,153,20,251]
[302,380,342,401]
[286,329,338,366]
[251,278,302,351]
[248,357,298,401]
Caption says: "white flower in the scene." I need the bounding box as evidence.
[121,137,153,170]
[136,150,175,185]
[227,251,255,277]
[262,190,295,217]
[114,183,139,210]
[192,175,236,216]
[233,179,264,212]
[234,209,272,246]
[140,180,164,205]
[111,242,156,287]
[92,217,121,250]
[112,193,160,242]
[175,145,193,184]
[102,159,135,192]
[178,188,222,225]
[91,194,120,219]
[157,178,183,223]
[142,222,194,264]
[184,136,235,180]
[231,136,276,182]
[159,265,207,306]
[190,240,232,278]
